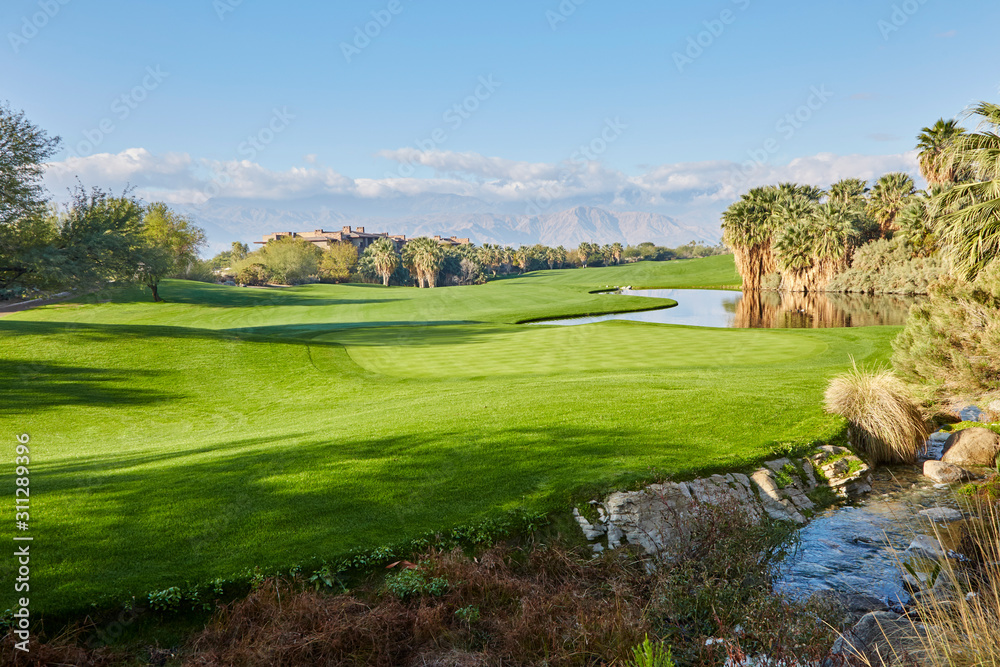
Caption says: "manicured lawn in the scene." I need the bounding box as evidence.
[0,256,897,616]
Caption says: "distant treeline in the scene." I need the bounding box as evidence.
[207,239,729,288]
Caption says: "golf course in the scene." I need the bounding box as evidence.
[1,255,899,616]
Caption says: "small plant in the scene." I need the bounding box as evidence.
[384,568,451,600]
[454,605,480,623]
[628,635,675,667]
[148,586,182,612]
[824,361,928,463]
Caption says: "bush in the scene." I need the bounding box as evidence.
[235,263,272,286]
[824,363,928,464]
[893,264,1000,392]
[257,237,322,284]
[827,237,945,295]
[319,242,358,283]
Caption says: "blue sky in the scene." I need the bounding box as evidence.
[4,0,999,226]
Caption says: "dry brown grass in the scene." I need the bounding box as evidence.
[824,362,928,464]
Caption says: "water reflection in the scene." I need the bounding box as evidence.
[536,289,921,328]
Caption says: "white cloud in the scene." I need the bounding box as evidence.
[43,147,923,214]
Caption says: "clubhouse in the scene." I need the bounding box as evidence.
[255,227,471,252]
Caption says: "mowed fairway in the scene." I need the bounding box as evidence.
[0,256,899,615]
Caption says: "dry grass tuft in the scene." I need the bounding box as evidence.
[889,494,1000,667]
[824,362,928,464]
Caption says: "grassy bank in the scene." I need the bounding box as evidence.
[0,256,897,616]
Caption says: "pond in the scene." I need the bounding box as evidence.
[536,289,922,328]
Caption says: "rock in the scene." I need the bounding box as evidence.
[917,507,963,523]
[811,589,888,625]
[905,535,946,562]
[572,507,606,541]
[941,427,1000,466]
[830,611,930,667]
[750,469,806,524]
[922,460,975,484]
[958,405,985,422]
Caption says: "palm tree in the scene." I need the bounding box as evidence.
[402,237,444,288]
[811,203,862,283]
[577,241,597,268]
[610,242,623,265]
[721,186,781,291]
[936,102,1000,279]
[368,237,399,287]
[917,119,966,187]
[828,178,869,208]
[866,172,916,235]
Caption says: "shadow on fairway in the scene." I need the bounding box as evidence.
[0,359,174,416]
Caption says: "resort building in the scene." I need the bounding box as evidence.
[255,227,471,251]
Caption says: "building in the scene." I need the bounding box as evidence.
[255,227,470,252]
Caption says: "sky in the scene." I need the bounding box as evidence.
[4,0,1000,230]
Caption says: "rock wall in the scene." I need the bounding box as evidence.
[574,445,872,557]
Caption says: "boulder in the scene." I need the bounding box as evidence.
[830,611,930,667]
[941,427,1000,466]
[922,460,975,484]
[917,507,963,523]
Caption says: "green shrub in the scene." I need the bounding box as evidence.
[235,262,272,286]
[824,363,927,464]
[384,568,450,600]
[893,265,1000,392]
[628,635,675,667]
[147,586,182,611]
[827,237,945,295]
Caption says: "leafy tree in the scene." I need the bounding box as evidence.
[256,236,322,284]
[319,241,359,283]
[231,241,249,262]
[827,178,869,209]
[139,203,207,299]
[577,241,598,268]
[0,102,61,292]
[235,263,272,286]
[365,237,401,286]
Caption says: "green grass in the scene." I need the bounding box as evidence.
[0,257,898,616]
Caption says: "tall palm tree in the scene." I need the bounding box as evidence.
[610,242,623,265]
[828,178,869,208]
[811,203,861,282]
[368,237,399,287]
[721,186,788,291]
[402,237,444,288]
[866,172,916,235]
[917,119,966,187]
[514,246,530,273]
[937,102,1000,279]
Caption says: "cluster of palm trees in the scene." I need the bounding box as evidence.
[723,101,1000,292]
[401,237,445,288]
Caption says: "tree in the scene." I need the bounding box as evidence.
[257,236,322,285]
[721,186,783,291]
[514,246,530,273]
[936,101,1000,280]
[866,172,916,235]
[319,241,358,283]
[141,202,207,294]
[402,237,445,288]
[917,119,966,187]
[231,241,249,262]
[365,237,400,286]
[828,178,869,209]
[610,242,623,265]
[0,102,61,291]
[577,241,597,268]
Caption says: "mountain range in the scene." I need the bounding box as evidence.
[180,195,721,254]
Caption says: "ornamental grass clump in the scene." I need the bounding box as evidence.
[824,363,928,464]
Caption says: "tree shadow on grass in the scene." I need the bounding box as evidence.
[0,359,174,416]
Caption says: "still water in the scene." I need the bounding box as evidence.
[538,289,921,328]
